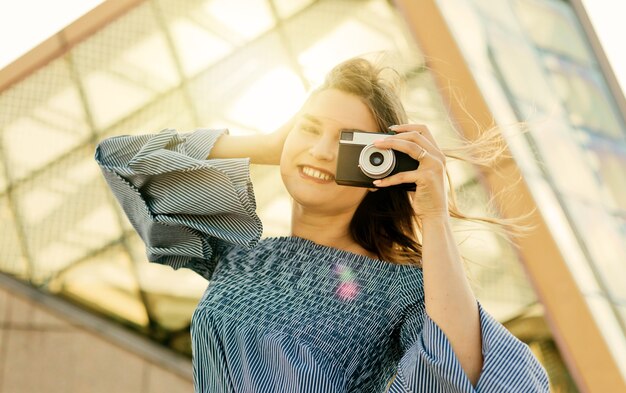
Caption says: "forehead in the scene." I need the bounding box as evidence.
[302,89,378,132]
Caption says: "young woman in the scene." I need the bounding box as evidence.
[95,57,549,392]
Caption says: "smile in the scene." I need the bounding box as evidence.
[299,166,335,182]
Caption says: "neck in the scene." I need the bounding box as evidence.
[290,202,376,258]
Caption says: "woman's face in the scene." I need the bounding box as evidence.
[280,88,379,214]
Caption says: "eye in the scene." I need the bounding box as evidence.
[301,125,321,135]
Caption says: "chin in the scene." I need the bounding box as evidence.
[285,182,335,208]
[281,174,367,215]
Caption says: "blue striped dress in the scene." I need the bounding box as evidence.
[95,128,550,392]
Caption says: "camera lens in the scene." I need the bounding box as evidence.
[358,144,395,179]
[369,152,384,166]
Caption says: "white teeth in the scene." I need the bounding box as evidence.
[302,166,332,181]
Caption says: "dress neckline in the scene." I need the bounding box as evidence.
[260,235,422,272]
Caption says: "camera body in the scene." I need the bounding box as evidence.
[335,129,419,191]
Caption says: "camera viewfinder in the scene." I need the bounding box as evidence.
[340,130,354,141]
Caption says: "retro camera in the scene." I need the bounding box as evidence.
[335,129,419,191]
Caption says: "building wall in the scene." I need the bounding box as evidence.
[0,276,193,393]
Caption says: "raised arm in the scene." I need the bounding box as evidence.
[94,128,264,280]
[209,116,295,164]
[372,123,549,391]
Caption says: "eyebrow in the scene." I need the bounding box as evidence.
[302,114,323,126]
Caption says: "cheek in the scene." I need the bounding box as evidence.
[279,136,298,174]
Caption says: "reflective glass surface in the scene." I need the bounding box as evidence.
[528,117,603,203]
[453,181,537,319]
[11,146,122,284]
[72,3,181,131]
[48,244,150,327]
[583,132,626,211]
[273,0,315,19]
[486,29,560,112]
[440,0,626,370]
[514,0,594,65]
[0,158,7,194]
[545,57,624,138]
[0,197,28,278]
[0,58,90,181]
[566,198,626,305]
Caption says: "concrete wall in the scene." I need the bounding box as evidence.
[0,282,194,393]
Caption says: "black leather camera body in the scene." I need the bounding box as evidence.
[335,129,419,191]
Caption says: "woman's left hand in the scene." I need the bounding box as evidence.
[372,124,449,221]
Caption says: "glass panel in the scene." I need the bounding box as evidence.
[529,117,603,203]
[0,158,7,194]
[438,0,495,71]
[566,198,626,303]
[202,0,275,42]
[405,73,447,124]
[188,31,304,132]
[48,245,149,327]
[469,66,547,179]
[11,146,123,284]
[0,196,28,278]
[545,57,624,139]
[514,0,594,65]
[454,181,537,319]
[225,66,306,132]
[470,0,520,30]
[126,232,206,330]
[72,3,181,131]
[619,217,626,265]
[620,305,626,339]
[0,58,90,181]
[103,89,196,138]
[282,0,418,85]
[273,0,315,19]
[582,132,626,212]
[154,0,235,78]
[487,29,560,112]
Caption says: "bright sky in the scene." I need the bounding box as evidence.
[0,0,104,69]
[0,0,624,94]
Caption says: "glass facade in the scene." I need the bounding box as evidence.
[437,0,626,383]
[0,0,555,379]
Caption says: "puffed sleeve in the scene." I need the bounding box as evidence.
[388,300,550,393]
[94,128,262,280]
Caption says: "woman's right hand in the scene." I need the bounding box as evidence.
[209,115,296,165]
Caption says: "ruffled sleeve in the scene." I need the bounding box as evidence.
[388,301,550,393]
[94,128,263,280]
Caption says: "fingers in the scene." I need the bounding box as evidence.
[389,124,442,152]
[385,125,446,162]
[370,124,446,188]
[379,130,436,154]
[372,170,416,187]
[375,130,445,162]
[373,138,429,161]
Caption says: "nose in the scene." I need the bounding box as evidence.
[309,136,336,161]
